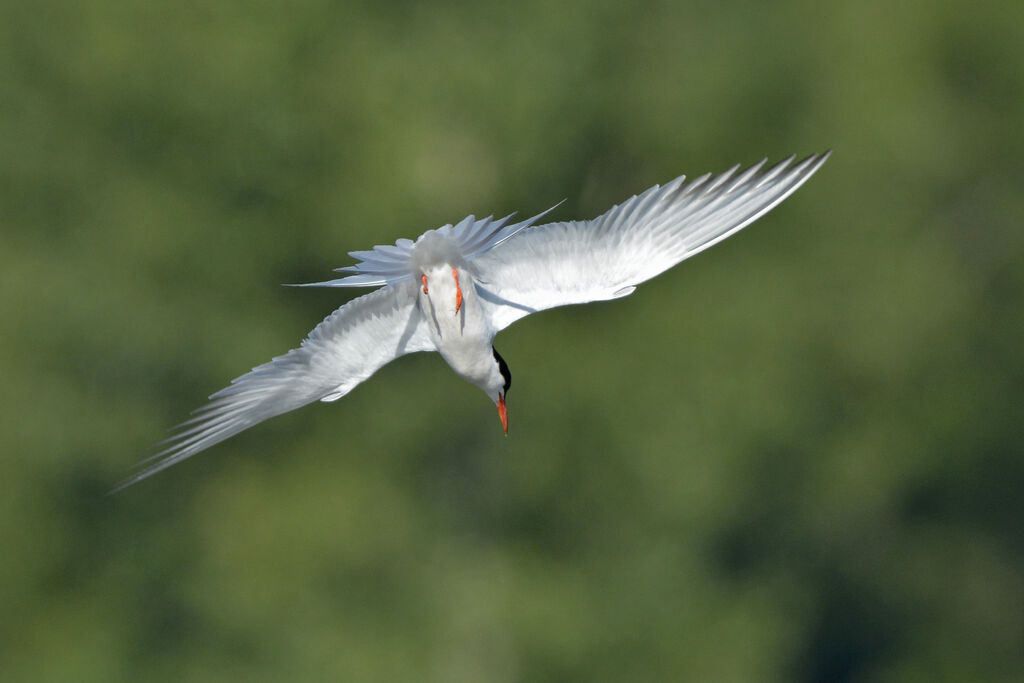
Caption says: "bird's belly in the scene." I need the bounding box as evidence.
[430,306,495,385]
[419,266,496,385]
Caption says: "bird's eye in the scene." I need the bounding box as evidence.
[493,347,511,394]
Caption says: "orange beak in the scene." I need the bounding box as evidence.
[497,393,508,435]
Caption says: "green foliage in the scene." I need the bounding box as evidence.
[2,0,1022,680]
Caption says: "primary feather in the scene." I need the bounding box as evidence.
[115,281,433,490]
[473,152,830,330]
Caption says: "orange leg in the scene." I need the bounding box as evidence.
[453,268,462,313]
[421,274,428,294]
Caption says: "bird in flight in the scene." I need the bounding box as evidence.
[117,152,829,490]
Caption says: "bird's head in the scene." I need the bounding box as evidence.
[486,347,511,434]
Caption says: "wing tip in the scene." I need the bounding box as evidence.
[283,277,391,288]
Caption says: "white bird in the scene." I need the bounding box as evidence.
[118,152,829,490]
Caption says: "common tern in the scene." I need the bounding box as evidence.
[118,152,829,489]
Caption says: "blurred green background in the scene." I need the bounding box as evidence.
[2,0,1023,680]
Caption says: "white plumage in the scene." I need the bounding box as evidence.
[118,152,829,489]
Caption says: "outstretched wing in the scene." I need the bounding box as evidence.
[472,152,830,331]
[116,280,433,490]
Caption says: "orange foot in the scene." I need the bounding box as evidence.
[453,268,462,313]
[421,274,428,294]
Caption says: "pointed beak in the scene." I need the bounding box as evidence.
[496,393,508,435]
